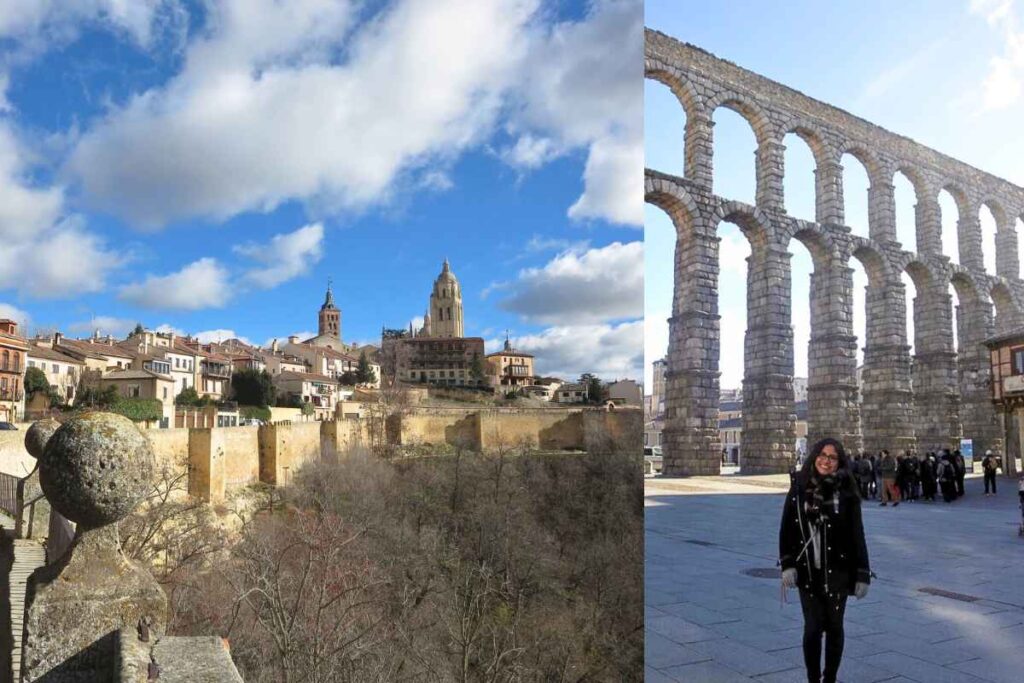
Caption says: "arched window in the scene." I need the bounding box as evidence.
[1,351,8,371]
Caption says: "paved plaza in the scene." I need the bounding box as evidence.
[646,471,1024,682]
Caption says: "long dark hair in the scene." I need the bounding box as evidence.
[797,437,859,496]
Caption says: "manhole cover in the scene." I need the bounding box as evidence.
[685,539,716,547]
[743,568,781,579]
[918,587,980,603]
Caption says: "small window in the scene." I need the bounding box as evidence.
[1014,349,1024,375]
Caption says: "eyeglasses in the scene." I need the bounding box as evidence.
[816,454,839,462]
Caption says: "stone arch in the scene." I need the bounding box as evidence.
[991,280,1023,332]
[848,239,893,288]
[950,268,984,305]
[837,142,885,185]
[644,66,701,120]
[892,165,927,252]
[783,120,832,169]
[715,200,772,252]
[706,91,773,144]
[785,220,837,271]
[645,172,698,238]
[902,258,935,292]
[779,121,830,221]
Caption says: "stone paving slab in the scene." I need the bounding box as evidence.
[646,474,1024,682]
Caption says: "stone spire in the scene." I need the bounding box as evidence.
[503,330,512,352]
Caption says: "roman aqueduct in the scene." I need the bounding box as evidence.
[645,29,1024,475]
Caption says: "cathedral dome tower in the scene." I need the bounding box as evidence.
[429,258,464,338]
[318,279,341,340]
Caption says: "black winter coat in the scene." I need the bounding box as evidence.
[779,476,870,597]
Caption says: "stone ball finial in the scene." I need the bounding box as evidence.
[39,412,155,529]
[25,418,61,459]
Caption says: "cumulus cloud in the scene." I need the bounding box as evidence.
[971,0,1024,110]
[119,258,230,310]
[0,302,30,328]
[496,321,642,381]
[504,0,642,226]
[0,121,125,297]
[65,0,538,228]
[193,328,251,344]
[68,316,137,338]
[497,241,642,324]
[0,0,179,46]
[236,222,324,289]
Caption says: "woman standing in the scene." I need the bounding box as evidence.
[779,438,871,683]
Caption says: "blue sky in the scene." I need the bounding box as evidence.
[0,0,643,381]
[645,0,1024,388]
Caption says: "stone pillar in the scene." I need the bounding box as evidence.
[995,227,1019,280]
[22,412,167,681]
[995,226,1020,280]
[860,281,916,455]
[912,284,961,453]
[806,261,861,452]
[815,160,844,226]
[915,196,943,256]
[755,139,785,212]
[662,231,721,475]
[741,243,796,472]
[958,212,985,273]
[868,180,897,244]
[684,114,714,188]
[957,298,1002,458]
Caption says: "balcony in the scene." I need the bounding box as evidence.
[0,388,24,401]
[202,363,231,379]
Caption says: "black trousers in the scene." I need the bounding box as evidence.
[798,588,848,683]
[984,471,997,494]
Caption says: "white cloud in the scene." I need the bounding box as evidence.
[0,121,125,297]
[0,303,30,328]
[68,316,137,338]
[154,323,185,336]
[497,241,642,324]
[567,132,643,225]
[236,222,324,289]
[119,258,230,310]
[506,0,642,226]
[0,0,182,48]
[193,328,251,345]
[971,0,1024,111]
[498,320,642,381]
[718,229,751,279]
[65,0,539,228]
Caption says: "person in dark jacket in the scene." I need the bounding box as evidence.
[920,452,937,502]
[953,449,966,497]
[779,437,870,683]
[938,451,957,503]
[982,450,1000,495]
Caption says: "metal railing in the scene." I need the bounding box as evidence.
[0,472,18,519]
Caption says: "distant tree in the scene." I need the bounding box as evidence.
[469,352,485,385]
[175,386,201,406]
[231,369,276,408]
[339,371,358,386]
[356,350,376,385]
[24,367,51,398]
[579,373,607,404]
[133,322,145,336]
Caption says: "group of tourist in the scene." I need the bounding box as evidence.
[843,449,1002,504]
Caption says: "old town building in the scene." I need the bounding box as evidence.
[427,259,464,338]
[26,344,85,407]
[486,336,535,394]
[0,319,27,422]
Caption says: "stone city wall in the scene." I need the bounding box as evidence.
[320,418,369,462]
[144,428,190,473]
[258,421,321,486]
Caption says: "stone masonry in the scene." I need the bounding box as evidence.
[646,29,1024,475]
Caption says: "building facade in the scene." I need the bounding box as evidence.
[389,336,486,387]
[0,319,27,422]
[486,337,535,394]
